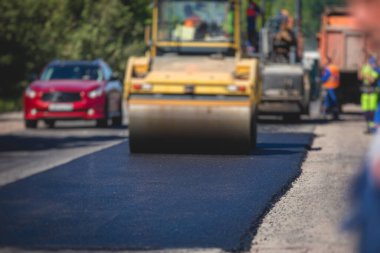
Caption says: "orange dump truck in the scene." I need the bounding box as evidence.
[318,7,369,104]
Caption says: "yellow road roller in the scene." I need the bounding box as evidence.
[124,0,261,154]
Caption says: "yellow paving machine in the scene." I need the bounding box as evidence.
[124,0,261,153]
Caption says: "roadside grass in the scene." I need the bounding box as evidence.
[0,98,22,113]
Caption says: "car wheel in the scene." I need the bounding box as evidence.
[111,101,123,127]
[25,120,38,129]
[96,98,109,128]
[44,120,55,128]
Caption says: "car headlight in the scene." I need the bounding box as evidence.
[25,87,37,99]
[88,87,104,99]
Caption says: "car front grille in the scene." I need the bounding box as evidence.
[42,92,81,102]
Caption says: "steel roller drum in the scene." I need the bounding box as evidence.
[128,98,255,154]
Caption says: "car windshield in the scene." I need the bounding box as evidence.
[40,65,103,81]
[158,0,234,43]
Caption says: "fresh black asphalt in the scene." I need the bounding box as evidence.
[0,129,314,251]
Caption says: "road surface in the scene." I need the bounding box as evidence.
[0,113,315,251]
[252,109,369,253]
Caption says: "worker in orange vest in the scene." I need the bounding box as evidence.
[183,5,200,27]
[321,57,340,119]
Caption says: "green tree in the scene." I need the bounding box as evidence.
[0,0,150,99]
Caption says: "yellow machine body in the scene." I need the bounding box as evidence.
[124,0,261,153]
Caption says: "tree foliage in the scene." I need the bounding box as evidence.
[0,0,150,98]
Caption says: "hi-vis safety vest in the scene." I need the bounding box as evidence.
[361,63,379,86]
[324,64,340,89]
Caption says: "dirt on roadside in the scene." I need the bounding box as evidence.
[251,105,371,253]
[0,112,24,135]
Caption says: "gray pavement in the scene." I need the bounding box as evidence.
[0,114,128,186]
[0,112,25,135]
[0,112,315,252]
[251,107,370,253]
[0,106,370,253]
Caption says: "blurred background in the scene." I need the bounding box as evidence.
[0,0,343,112]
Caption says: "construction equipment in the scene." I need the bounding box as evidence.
[258,0,311,120]
[318,7,372,104]
[124,0,261,154]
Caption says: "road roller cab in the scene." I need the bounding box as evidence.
[124,0,261,154]
[258,1,311,121]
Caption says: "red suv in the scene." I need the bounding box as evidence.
[24,60,123,128]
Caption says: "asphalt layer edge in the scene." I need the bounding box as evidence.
[237,132,316,252]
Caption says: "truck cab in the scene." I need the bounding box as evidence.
[318,7,371,104]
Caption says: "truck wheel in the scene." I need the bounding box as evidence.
[25,120,38,129]
[44,120,55,128]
